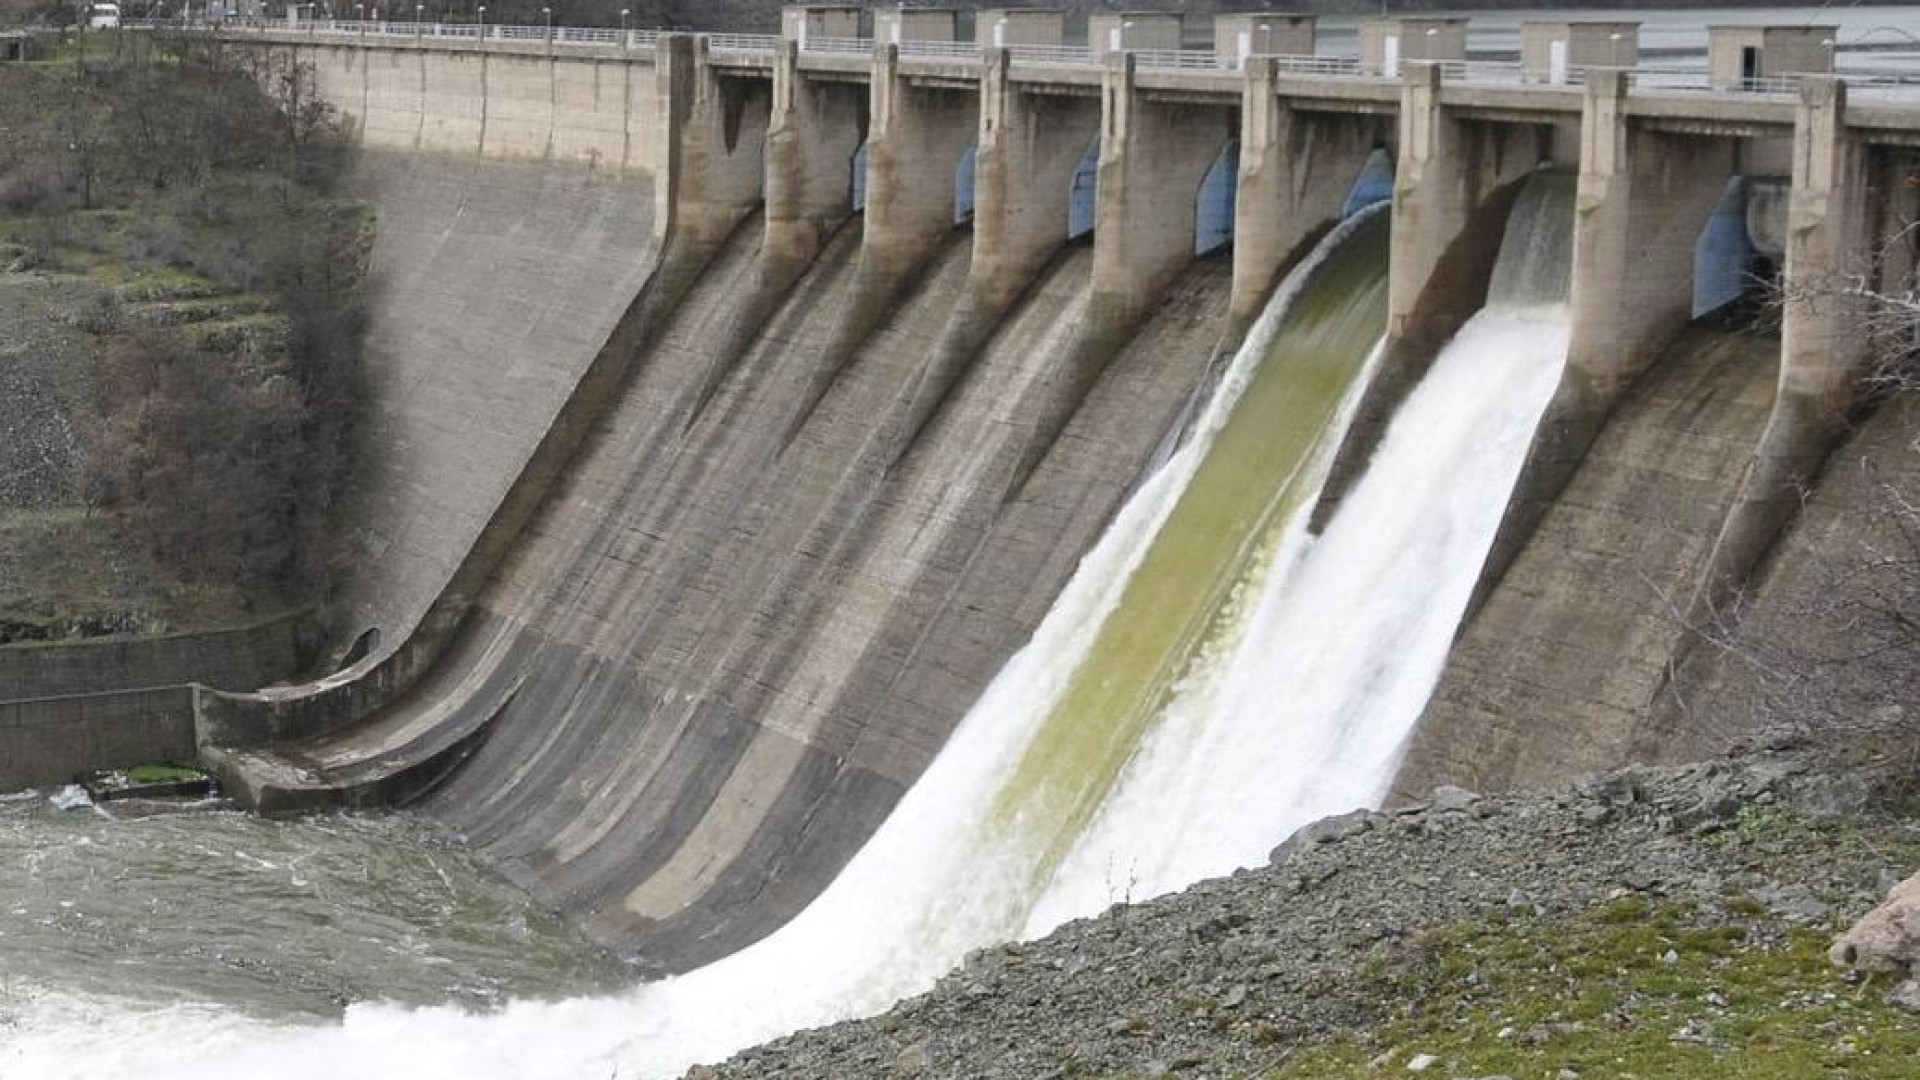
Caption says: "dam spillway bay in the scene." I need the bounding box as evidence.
[3,5,1919,1078]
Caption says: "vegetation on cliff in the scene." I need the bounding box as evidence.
[0,38,367,644]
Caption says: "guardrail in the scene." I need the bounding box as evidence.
[896,39,981,62]
[801,35,869,57]
[1258,53,1357,78]
[707,31,779,55]
[1134,48,1231,73]
[132,16,663,49]
[123,19,1920,104]
[1626,69,1803,95]
[1006,43,1095,66]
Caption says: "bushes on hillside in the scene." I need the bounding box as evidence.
[1,41,368,614]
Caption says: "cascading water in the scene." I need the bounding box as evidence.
[1036,172,1576,926]
[7,176,1574,1080]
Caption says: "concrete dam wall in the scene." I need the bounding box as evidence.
[22,26,1907,985]
[333,151,660,650]
[212,196,1234,963]
[1392,324,1783,797]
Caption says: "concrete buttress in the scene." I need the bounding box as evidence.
[1228,58,1382,351]
[1006,51,1233,493]
[894,46,1099,455]
[1686,77,1871,628]
[1475,69,1737,611]
[785,43,979,444]
[683,40,866,425]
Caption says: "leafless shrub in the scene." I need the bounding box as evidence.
[1666,214,1920,784]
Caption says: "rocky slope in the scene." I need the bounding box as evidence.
[694,727,1920,1080]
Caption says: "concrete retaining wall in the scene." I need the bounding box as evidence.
[0,610,308,701]
[0,686,199,791]
[292,40,664,173]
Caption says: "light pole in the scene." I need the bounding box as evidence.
[354,1,363,33]
[619,5,628,48]
[541,3,550,42]
[413,1,421,35]
[475,3,483,40]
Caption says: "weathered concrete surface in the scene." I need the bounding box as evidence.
[1478,71,1740,610]
[293,41,664,173]
[1391,324,1779,800]
[329,150,659,651]
[1645,394,1920,763]
[1687,80,1873,627]
[1,686,198,791]
[1230,62,1387,343]
[0,610,308,701]
[1012,53,1234,492]
[214,208,1229,967]
[784,46,978,441]
[892,51,1099,450]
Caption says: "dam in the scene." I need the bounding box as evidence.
[4,6,1919,1076]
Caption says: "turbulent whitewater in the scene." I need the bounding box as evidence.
[6,180,1575,1079]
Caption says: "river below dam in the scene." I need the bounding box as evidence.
[0,792,627,1049]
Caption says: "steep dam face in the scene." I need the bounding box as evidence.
[19,27,1920,1080]
[217,212,1234,968]
[8,169,1601,1080]
[334,151,660,648]
[1394,323,1782,797]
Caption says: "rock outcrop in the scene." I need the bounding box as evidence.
[1833,869,1920,1011]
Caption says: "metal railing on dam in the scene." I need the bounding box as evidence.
[126,16,1920,106]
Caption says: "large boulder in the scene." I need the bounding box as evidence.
[1831,870,1920,976]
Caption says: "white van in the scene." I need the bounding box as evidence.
[88,2,121,28]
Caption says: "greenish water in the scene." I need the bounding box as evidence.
[990,209,1392,876]
[0,792,630,1023]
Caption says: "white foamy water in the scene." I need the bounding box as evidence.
[1029,307,1570,929]
[5,202,1568,1080]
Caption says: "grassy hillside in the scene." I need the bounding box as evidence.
[0,42,368,645]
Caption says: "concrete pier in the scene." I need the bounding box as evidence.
[1008,52,1238,492]
[764,41,866,273]
[1480,69,1739,602]
[1309,62,1547,532]
[672,37,771,251]
[1692,78,1872,621]
[1229,57,1385,343]
[786,43,978,441]
[894,46,1098,451]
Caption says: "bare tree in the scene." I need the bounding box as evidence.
[1662,218,1920,769]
